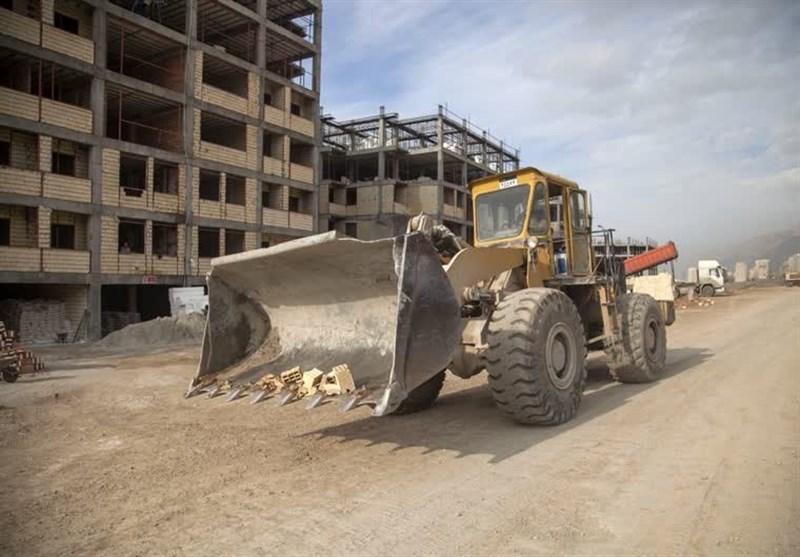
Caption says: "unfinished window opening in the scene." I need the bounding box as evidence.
[0,218,10,246]
[198,2,257,64]
[51,152,75,176]
[290,91,313,119]
[289,139,313,166]
[0,128,38,171]
[152,223,177,257]
[224,230,244,255]
[200,112,246,151]
[346,189,357,206]
[263,80,283,110]
[262,183,283,209]
[53,0,93,39]
[50,223,74,249]
[153,160,178,194]
[51,139,89,178]
[225,174,246,206]
[105,84,183,151]
[202,53,248,97]
[106,18,186,93]
[54,11,79,34]
[288,188,312,214]
[119,154,147,197]
[344,222,357,238]
[328,187,335,203]
[199,170,221,201]
[394,184,408,205]
[51,210,87,250]
[198,228,220,258]
[263,132,285,160]
[443,188,456,206]
[118,220,145,254]
[266,42,314,90]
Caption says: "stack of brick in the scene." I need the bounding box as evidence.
[0,321,45,376]
[0,299,67,344]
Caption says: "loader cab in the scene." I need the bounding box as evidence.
[470,167,593,279]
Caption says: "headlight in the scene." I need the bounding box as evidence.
[526,237,538,249]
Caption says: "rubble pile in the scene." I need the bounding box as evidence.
[96,313,205,349]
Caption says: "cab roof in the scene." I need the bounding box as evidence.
[469,166,580,191]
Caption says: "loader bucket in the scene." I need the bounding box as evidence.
[186,231,462,415]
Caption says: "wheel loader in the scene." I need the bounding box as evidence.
[186,167,671,425]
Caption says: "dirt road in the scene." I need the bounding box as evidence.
[1,286,798,556]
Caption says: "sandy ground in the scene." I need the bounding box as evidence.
[1,285,798,556]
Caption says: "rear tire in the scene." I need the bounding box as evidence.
[607,293,666,383]
[391,371,446,415]
[700,284,715,297]
[2,370,19,383]
[486,288,586,425]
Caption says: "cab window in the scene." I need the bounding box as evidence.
[475,185,530,242]
[528,182,548,234]
[570,191,588,230]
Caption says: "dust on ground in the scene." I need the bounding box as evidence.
[0,286,798,556]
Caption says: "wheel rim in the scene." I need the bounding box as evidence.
[546,323,577,390]
[645,317,659,356]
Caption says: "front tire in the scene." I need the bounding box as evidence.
[607,293,666,383]
[2,370,19,383]
[486,288,586,425]
[391,371,446,415]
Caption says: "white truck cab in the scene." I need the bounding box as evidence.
[696,259,726,297]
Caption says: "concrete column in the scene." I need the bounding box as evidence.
[127,285,137,312]
[183,0,198,279]
[436,108,444,222]
[311,2,323,233]
[255,0,267,235]
[377,106,386,180]
[87,5,107,341]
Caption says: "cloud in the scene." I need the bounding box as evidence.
[322,0,800,257]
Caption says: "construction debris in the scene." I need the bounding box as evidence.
[0,299,68,344]
[95,313,205,350]
[189,363,361,412]
[0,321,45,383]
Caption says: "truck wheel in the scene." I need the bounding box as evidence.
[2,370,18,383]
[391,370,446,415]
[486,288,586,425]
[607,293,666,383]
[700,284,715,297]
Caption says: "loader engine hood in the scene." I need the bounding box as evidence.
[187,231,462,415]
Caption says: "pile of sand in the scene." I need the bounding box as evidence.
[95,313,205,349]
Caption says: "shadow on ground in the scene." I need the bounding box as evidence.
[306,347,712,463]
[15,374,78,383]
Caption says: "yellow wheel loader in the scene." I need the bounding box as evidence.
[187,167,672,425]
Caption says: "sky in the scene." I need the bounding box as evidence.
[319,0,800,265]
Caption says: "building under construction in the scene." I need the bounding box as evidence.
[319,106,520,242]
[0,0,321,341]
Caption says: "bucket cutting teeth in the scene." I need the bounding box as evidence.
[206,385,222,399]
[226,387,245,402]
[249,390,269,405]
[277,390,296,406]
[305,392,326,410]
